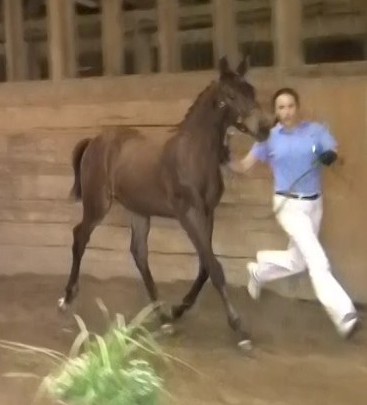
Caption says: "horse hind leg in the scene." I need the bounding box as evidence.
[58,191,112,311]
[130,214,173,333]
[177,205,252,351]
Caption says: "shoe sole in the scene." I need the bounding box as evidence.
[343,319,361,340]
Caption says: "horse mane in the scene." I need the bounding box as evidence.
[175,81,217,132]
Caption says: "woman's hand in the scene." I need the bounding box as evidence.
[319,150,338,166]
[227,159,244,173]
[227,152,257,174]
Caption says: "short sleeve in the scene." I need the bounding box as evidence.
[250,141,269,163]
[317,124,337,152]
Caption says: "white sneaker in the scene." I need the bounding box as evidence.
[337,313,359,339]
[247,262,261,300]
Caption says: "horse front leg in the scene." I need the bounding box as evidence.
[178,205,252,351]
[171,211,212,320]
[130,214,174,334]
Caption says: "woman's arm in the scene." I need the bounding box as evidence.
[316,124,338,166]
[228,151,258,174]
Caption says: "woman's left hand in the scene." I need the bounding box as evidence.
[319,150,338,166]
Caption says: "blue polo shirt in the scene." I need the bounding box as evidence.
[251,121,337,195]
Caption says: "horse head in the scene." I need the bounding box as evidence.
[217,56,272,143]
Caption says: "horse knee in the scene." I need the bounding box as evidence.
[72,224,83,253]
[208,259,225,288]
[72,222,93,256]
[73,223,82,239]
[130,239,149,271]
[130,240,143,260]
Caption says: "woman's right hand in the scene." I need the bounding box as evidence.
[227,159,246,173]
[227,151,257,174]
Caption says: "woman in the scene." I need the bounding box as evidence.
[229,87,359,339]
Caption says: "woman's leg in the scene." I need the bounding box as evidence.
[253,194,323,284]
[275,197,357,334]
[248,196,307,294]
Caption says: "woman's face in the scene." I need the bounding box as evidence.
[274,93,299,128]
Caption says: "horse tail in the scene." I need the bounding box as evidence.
[70,138,91,200]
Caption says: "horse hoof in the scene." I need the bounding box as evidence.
[161,323,175,336]
[238,339,253,352]
[171,305,184,320]
[57,297,69,312]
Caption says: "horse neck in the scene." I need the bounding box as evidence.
[178,83,227,153]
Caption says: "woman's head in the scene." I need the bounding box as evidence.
[271,87,300,128]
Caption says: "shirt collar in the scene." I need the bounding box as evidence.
[277,121,309,134]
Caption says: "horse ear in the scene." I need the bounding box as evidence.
[237,55,250,76]
[219,56,230,77]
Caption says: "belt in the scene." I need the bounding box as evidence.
[275,191,320,200]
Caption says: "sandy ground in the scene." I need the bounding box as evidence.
[0,274,365,405]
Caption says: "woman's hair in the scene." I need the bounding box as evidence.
[271,87,300,125]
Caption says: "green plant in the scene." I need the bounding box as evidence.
[1,301,174,405]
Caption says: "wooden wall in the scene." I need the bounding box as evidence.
[0,69,366,303]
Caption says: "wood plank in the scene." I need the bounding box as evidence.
[0,219,284,258]
[0,199,278,230]
[0,244,255,286]
[2,127,175,165]
[0,244,317,300]
[0,170,272,203]
[0,101,191,130]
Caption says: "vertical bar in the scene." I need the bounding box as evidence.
[101,0,124,75]
[65,0,78,78]
[46,0,77,80]
[363,4,367,60]
[212,0,239,67]
[4,0,27,81]
[134,31,152,74]
[47,0,65,80]
[271,0,303,70]
[157,0,179,72]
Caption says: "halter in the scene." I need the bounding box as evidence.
[218,100,226,109]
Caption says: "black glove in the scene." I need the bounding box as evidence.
[319,150,337,166]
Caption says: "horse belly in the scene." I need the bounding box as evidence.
[112,141,175,217]
[117,193,174,218]
[114,176,174,218]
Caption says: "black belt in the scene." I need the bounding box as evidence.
[275,192,320,200]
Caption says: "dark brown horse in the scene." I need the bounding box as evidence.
[58,57,271,350]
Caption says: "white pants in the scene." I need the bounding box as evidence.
[254,194,356,329]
